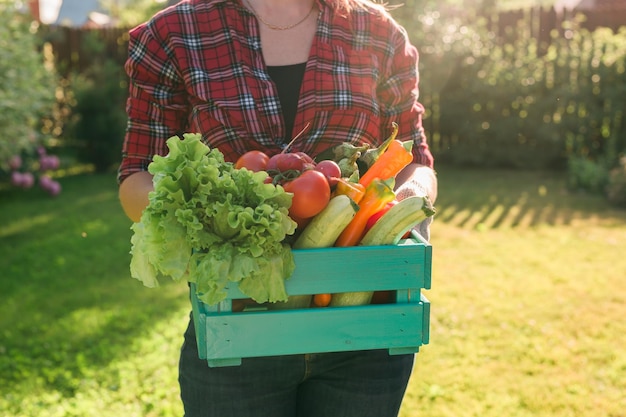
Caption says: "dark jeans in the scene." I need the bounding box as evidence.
[178,314,415,417]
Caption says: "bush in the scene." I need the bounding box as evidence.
[549,27,626,171]
[67,45,127,172]
[606,156,626,207]
[0,2,62,193]
[395,5,626,175]
[390,0,492,162]
[567,156,609,194]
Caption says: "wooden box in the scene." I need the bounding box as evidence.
[190,233,432,367]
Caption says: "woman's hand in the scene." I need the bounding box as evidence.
[119,171,154,222]
[394,163,437,241]
[394,163,438,203]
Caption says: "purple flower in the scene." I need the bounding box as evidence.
[39,174,53,190]
[9,155,22,170]
[11,171,24,187]
[46,180,62,196]
[21,172,35,188]
[40,155,60,171]
[11,171,35,188]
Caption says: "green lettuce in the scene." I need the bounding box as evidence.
[129,133,297,305]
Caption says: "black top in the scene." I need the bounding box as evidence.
[266,62,307,142]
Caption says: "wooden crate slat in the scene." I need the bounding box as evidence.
[201,303,426,361]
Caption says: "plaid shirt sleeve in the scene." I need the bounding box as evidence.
[376,18,433,169]
[118,18,190,183]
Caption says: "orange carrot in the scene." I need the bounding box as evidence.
[334,178,396,247]
[358,139,413,189]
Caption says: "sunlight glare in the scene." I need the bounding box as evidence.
[538,185,548,196]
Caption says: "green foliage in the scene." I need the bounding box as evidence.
[606,155,626,207]
[0,3,58,173]
[558,27,626,194]
[67,48,127,172]
[435,22,625,171]
[549,27,626,164]
[393,5,626,180]
[566,155,609,193]
[391,0,489,94]
[448,23,573,168]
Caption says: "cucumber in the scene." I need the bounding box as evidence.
[360,195,435,246]
[292,194,359,249]
[328,291,373,307]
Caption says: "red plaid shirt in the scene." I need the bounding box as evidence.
[118,0,433,182]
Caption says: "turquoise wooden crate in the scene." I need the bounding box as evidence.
[190,233,432,367]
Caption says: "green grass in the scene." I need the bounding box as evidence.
[0,175,189,417]
[1,167,625,417]
[401,168,626,417]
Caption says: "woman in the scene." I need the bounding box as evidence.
[118,0,437,415]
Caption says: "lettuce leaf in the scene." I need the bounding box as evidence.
[129,133,297,305]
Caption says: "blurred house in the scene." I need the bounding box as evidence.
[28,0,116,27]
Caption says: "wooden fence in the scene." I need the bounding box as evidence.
[41,26,130,76]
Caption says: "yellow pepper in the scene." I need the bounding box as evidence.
[333,178,366,204]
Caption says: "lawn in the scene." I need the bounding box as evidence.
[1,166,625,417]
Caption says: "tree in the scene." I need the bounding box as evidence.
[0,1,62,195]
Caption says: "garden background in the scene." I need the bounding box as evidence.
[1,0,625,416]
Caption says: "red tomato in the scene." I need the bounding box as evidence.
[283,170,331,219]
[371,291,393,304]
[313,293,332,307]
[314,160,342,186]
[267,153,306,173]
[235,150,270,172]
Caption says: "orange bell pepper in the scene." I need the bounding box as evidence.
[334,178,396,247]
[358,139,414,189]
